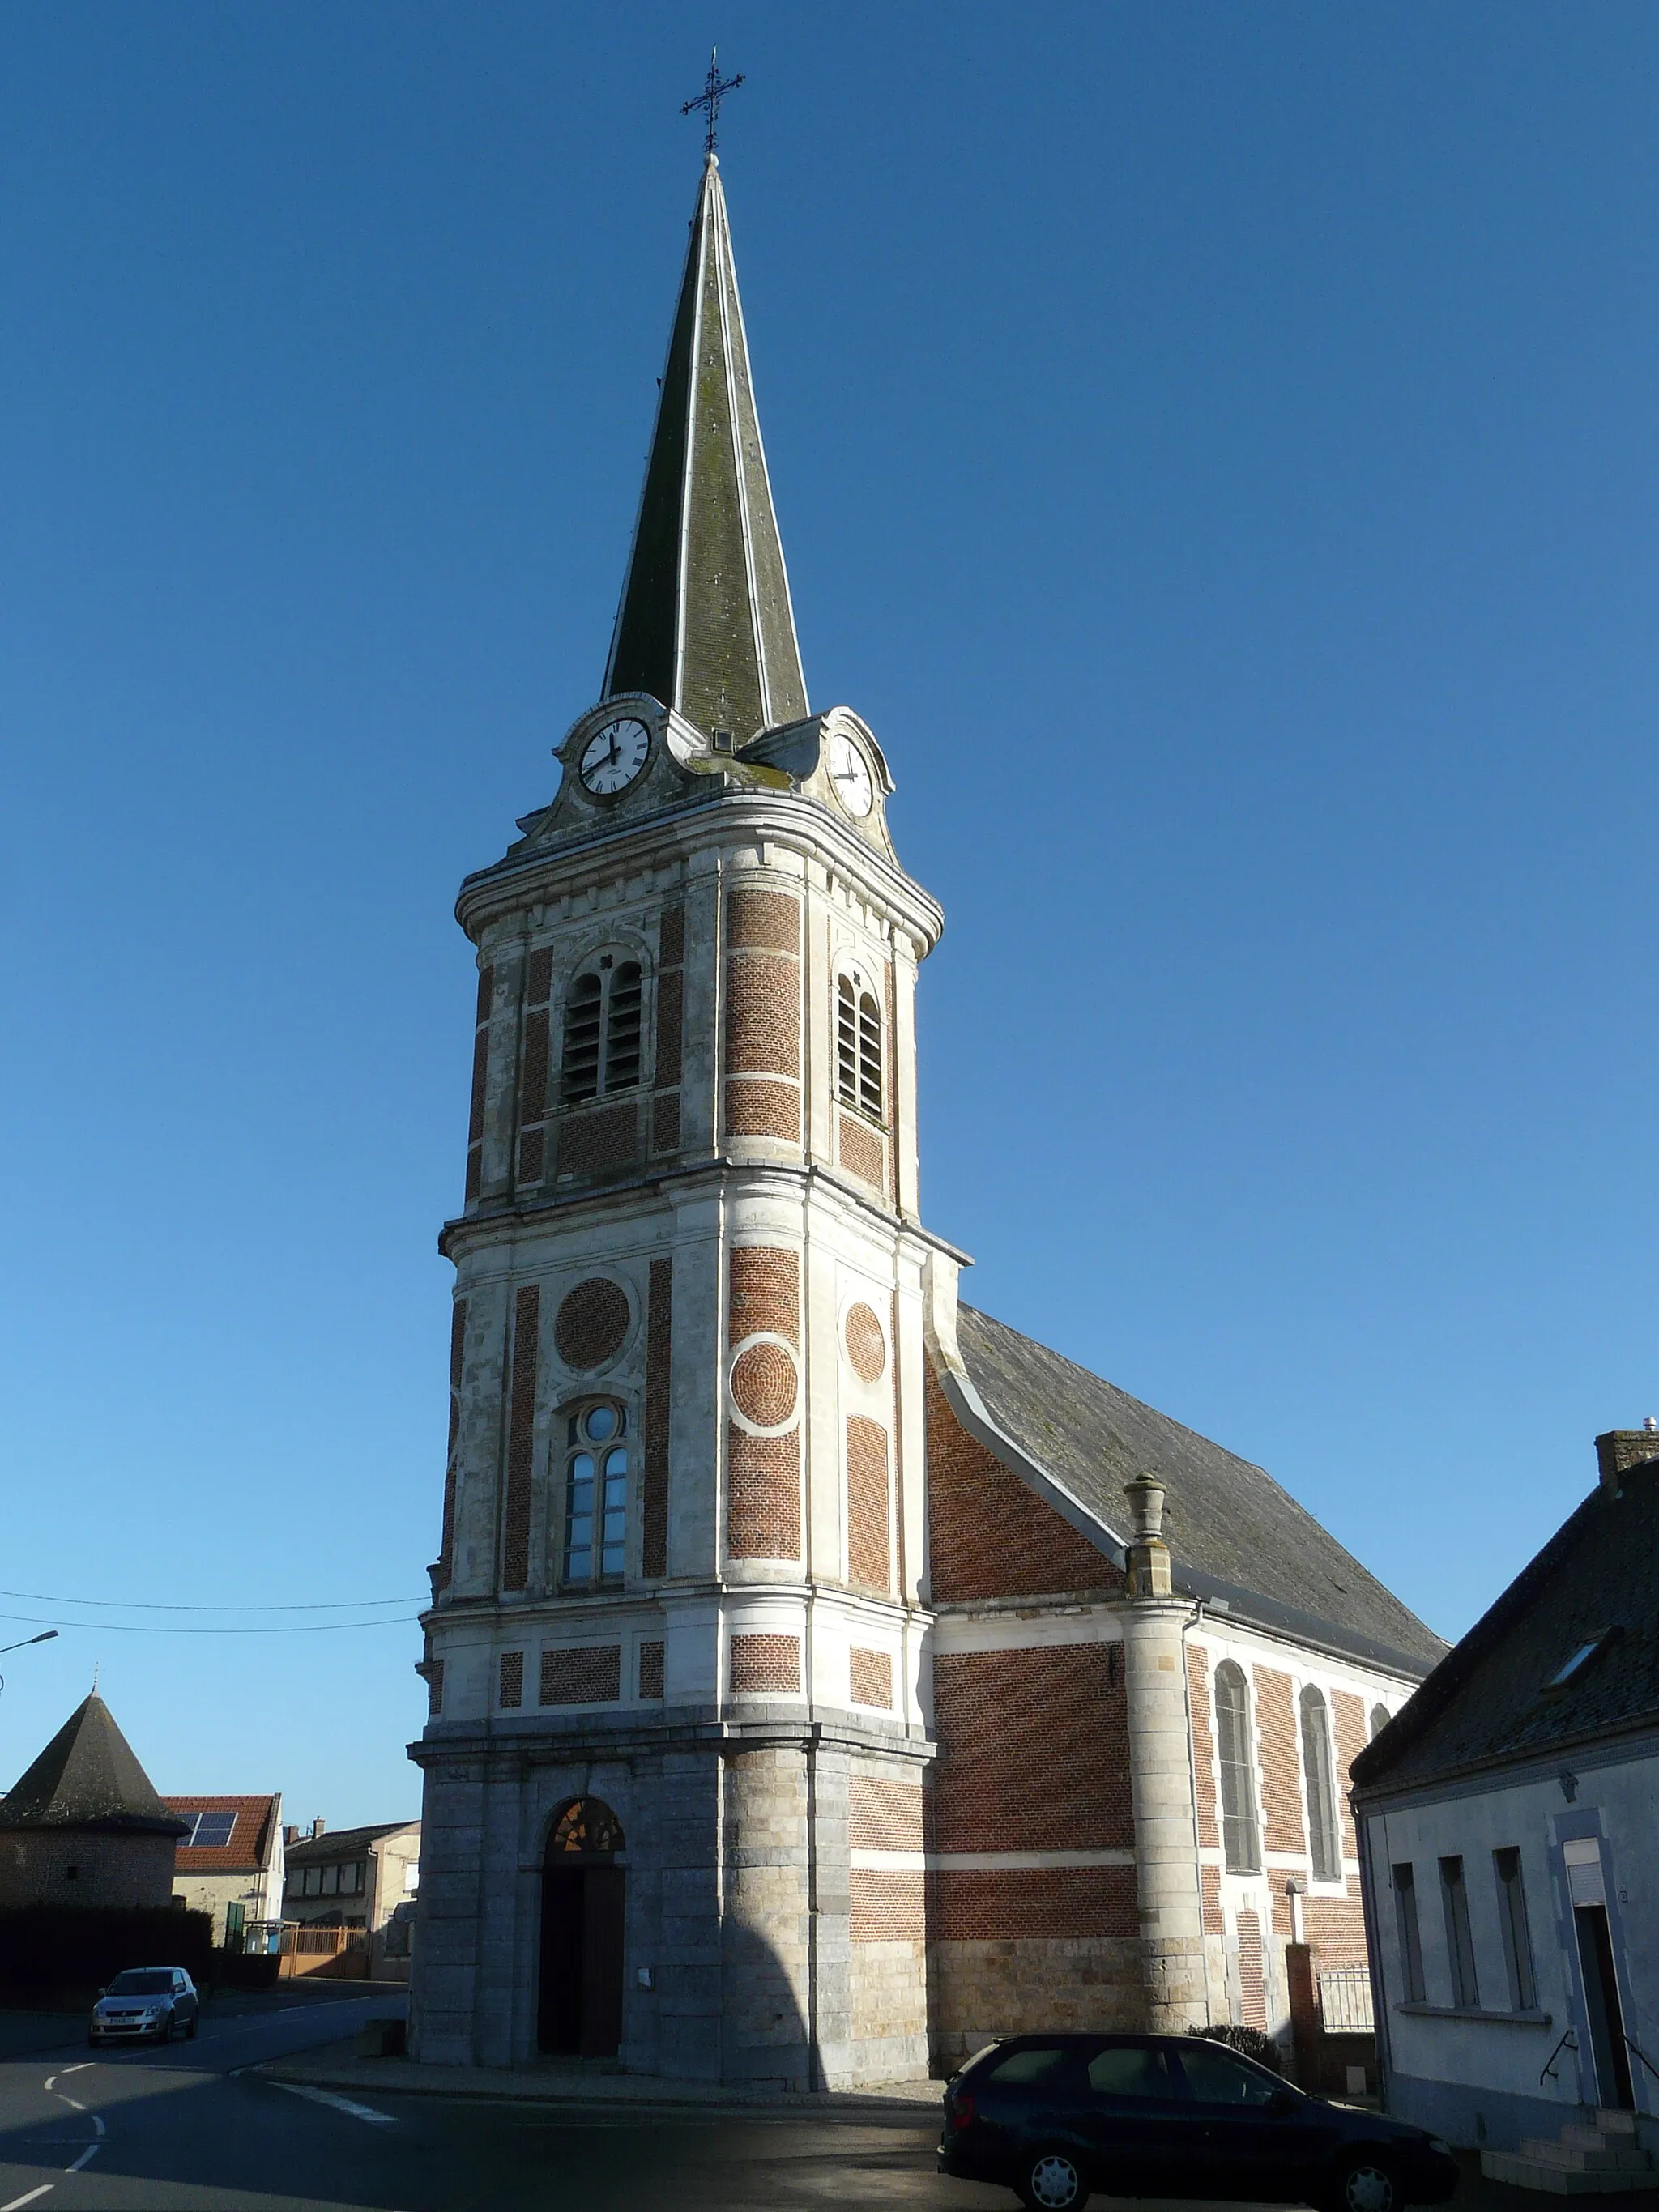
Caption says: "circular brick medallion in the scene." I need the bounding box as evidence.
[730,1340,798,1429]
[844,1302,886,1384]
[553,1277,631,1370]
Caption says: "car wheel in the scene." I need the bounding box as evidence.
[1327,2153,1399,2212]
[1020,2147,1090,2212]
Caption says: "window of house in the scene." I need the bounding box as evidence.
[1299,1686,1341,1882]
[1494,1848,1537,2010]
[1439,1855,1480,2007]
[184,1811,237,1848]
[836,975,883,1121]
[561,960,644,1105]
[1392,1862,1426,2002]
[1213,1662,1262,1874]
[562,1403,629,1583]
[1369,1703,1390,1740]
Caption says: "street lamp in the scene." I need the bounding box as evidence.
[0,1629,58,1698]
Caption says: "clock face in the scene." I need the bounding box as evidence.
[579,716,650,795]
[827,733,873,819]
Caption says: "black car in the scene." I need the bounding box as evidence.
[939,2033,1457,2212]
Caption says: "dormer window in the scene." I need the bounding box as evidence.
[837,975,883,1122]
[1544,1626,1620,1692]
[561,960,643,1105]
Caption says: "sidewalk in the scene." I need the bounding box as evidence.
[257,2038,944,2119]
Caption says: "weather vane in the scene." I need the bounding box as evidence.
[682,47,744,159]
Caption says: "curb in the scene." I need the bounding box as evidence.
[251,2057,941,2121]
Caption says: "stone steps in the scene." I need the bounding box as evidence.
[1482,2112,1655,2196]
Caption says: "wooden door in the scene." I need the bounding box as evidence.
[580,1865,626,2057]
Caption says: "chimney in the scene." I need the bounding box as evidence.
[1123,1472,1173,1599]
[312,1817,326,1838]
[283,1825,298,1844]
[1594,1428,1659,1498]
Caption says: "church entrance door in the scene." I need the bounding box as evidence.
[537,1798,626,2057]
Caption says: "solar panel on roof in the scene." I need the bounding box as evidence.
[187,1811,236,1848]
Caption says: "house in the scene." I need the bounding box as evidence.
[0,1694,186,1910]
[283,1819,420,1981]
[1350,1428,1659,2181]
[167,1795,284,1949]
[408,143,1446,2083]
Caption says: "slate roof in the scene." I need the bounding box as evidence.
[955,1304,1445,1677]
[0,1694,186,1837]
[284,1821,416,1867]
[166,1795,279,1874]
[603,155,808,741]
[1350,1454,1659,1799]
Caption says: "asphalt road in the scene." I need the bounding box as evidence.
[0,1993,1002,2212]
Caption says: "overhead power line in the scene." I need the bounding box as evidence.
[0,1610,419,1637]
[0,1588,423,1613]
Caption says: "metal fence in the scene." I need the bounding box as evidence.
[1318,1966,1375,2035]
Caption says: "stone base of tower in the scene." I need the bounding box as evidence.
[407,1716,932,2089]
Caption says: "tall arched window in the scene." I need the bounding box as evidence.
[561,959,643,1104]
[1299,1685,1341,1882]
[561,1402,629,1585]
[1213,1662,1261,1873]
[837,974,883,1121]
[1370,1702,1390,1741]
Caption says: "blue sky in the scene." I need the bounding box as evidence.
[2,3,1656,1823]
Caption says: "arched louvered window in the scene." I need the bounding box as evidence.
[1300,1685,1341,1882]
[837,974,883,1122]
[1213,1661,1261,1873]
[561,959,643,1105]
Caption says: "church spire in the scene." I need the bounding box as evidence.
[603,155,808,741]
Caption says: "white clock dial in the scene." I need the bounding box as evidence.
[826,733,873,818]
[579,716,650,795]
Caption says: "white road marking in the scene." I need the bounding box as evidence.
[90,2116,106,2138]
[58,2066,92,2077]
[64,2146,99,2174]
[268,2081,396,2126]
[41,2078,56,2094]
[53,2098,83,2113]
[0,2187,54,2210]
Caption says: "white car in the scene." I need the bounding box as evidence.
[88,1967,199,2045]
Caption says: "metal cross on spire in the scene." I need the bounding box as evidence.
[681,47,744,159]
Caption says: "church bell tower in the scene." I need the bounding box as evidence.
[409,148,945,2088]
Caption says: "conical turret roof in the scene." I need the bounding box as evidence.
[0,1693,186,1836]
[603,156,808,741]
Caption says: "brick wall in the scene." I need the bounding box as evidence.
[1255,1666,1304,1855]
[851,1872,924,1941]
[928,1868,1137,1941]
[1188,1645,1219,1850]
[724,885,800,1146]
[727,1427,801,1560]
[642,1258,672,1578]
[925,1366,1123,1602]
[1236,1908,1266,2027]
[931,1645,1132,1853]
[436,1298,466,1590]
[850,1776,923,1852]
[464,965,492,1202]
[846,1416,891,1592]
[1332,1690,1367,1861]
[498,1652,523,1709]
[539,1645,621,1705]
[730,1246,799,1344]
[552,1277,629,1369]
[730,1632,801,1694]
[638,1640,664,1700]
[501,1285,539,1592]
[849,1647,893,1709]
[838,1110,885,1192]
[556,1100,639,1178]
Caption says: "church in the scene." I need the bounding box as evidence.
[407,142,1444,2088]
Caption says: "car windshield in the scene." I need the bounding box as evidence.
[107,1971,174,1996]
